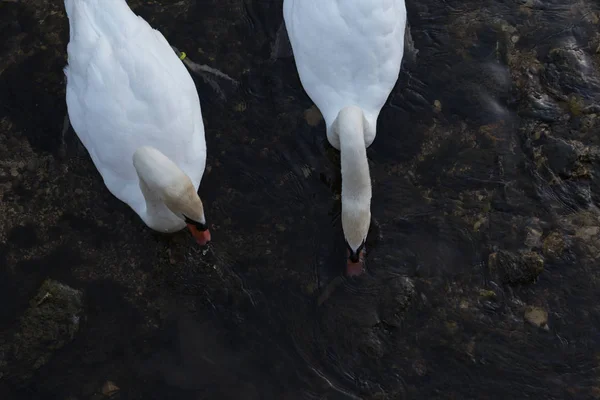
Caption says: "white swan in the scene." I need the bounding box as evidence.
[64,0,211,245]
[284,0,407,275]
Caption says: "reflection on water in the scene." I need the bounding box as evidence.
[1,0,600,399]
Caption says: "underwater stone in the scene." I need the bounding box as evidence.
[0,279,84,385]
[488,250,544,285]
[101,380,120,397]
[303,105,323,127]
[522,92,563,122]
[543,43,600,100]
[543,138,578,178]
[379,276,417,328]
[524,306,549,330]
[542,231,566,261]
[524,226,543,248]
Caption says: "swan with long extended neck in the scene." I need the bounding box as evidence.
[284,0,407,275]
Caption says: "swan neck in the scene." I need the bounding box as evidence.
[132,146,188,229]
[337,107,371,204]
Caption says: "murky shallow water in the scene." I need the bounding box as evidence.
[1,0,600,399]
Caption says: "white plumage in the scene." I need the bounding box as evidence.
[284,0,406,273]
[64,0,208,234]
[283,0,406,149]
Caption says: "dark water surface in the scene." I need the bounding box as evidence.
[1,0,600,399]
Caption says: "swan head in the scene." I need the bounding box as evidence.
[163,184,211,246]
[133,146,211,246]
[341,202,370,276]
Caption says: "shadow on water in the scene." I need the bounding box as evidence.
[1,0,600,398]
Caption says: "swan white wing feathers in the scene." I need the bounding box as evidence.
[283,0,406,148]
[64,0,206,214]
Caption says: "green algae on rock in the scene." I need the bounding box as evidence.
[542,231,566,262]
[0,280,83,385]
[488,250,544,285]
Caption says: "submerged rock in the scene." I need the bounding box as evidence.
[575,225,600,260]
[542,231,566,262]
[488,250,544,284]
[524,306,549,330]
[543,138,578,178]
[303,105,323,127]
[101,380,120,397]
[524,224,543,249]
[0,280,84,385]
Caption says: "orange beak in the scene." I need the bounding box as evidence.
[186,223,211,246]
[346,247,366,276]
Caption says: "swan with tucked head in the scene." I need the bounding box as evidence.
[284,0,406,275]
[133,147,211,245]
[64,0,211,245]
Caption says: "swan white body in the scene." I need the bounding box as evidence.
[283,0,406,149]
[64,0,208,234]
[284,0,406,273]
